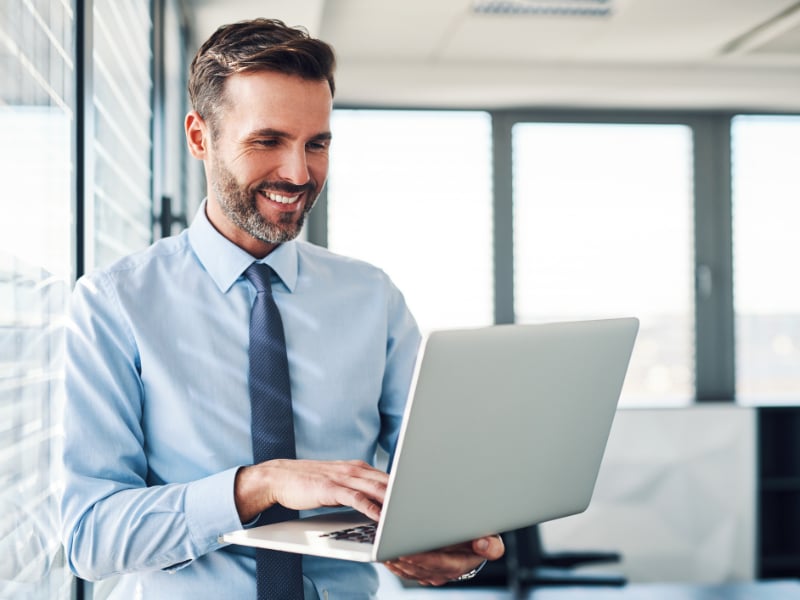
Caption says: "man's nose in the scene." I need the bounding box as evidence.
[276,146,311,185]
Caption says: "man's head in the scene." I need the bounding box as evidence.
[188,18,336,138]
[185,19,336,257]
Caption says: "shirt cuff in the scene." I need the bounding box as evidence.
[184,466,245,552]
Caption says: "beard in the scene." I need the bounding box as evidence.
[209,156,319,245]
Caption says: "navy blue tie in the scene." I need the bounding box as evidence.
[244,263,303,600]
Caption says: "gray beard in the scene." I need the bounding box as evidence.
[211,159,317,244]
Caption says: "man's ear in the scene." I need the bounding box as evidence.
[186,111,210,159]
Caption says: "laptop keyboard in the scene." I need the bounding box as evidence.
[319,523,377,544]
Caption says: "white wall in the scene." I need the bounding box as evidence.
[542,405,756,583]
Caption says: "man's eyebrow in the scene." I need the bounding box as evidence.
[246,128,332,141]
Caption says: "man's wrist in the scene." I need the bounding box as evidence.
[454,559,488,582]
[234,464,275,523]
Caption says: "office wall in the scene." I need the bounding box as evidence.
[542,405,756,583]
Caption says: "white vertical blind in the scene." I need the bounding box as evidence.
[91,0,154,268]
[0,1,75,597]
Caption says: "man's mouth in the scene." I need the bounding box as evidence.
[259,189,301,205]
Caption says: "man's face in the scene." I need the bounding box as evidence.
[199,70,333,255]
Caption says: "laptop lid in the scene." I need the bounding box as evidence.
[221,317,638,562]
[372,317,639,560]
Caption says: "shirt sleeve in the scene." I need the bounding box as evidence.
[59,272,244,581]
[378,279,422,465]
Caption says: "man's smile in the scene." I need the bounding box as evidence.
[259,189,302,205]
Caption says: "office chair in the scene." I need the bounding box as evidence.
[446,524,626,590]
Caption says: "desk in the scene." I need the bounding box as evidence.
[526,581,800,599]
[378,579,800,600]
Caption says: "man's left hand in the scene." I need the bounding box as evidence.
[383,535,505,586]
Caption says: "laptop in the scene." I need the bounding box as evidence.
[220,317,639,562]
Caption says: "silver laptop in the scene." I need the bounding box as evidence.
[220,317,639,562]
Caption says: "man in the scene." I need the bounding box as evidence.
[60,18,503,599]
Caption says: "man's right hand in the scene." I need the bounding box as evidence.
[234,459,388,523]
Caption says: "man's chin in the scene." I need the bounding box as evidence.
[251,221,304,245]
[246,198,311,243]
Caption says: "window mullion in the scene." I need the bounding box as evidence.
[492,111,515,325]
[693,115,735,402]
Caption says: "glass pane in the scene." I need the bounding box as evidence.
[732,115,800,405]
[91,0,154,268]
[327,110,494,333]
[513,123,694,406]
[0,0,75,597]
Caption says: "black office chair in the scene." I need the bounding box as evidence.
[446,524,626,591]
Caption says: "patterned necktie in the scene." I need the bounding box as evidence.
[244,263,303,600]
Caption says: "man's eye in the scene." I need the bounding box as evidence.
[257,139,279,147]
[307,141,329,152]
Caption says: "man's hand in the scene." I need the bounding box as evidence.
[234,459,388,523]
[383,535,505,586]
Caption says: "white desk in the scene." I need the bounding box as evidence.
[378,568,800,600]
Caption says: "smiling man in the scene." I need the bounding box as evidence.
[60,18,502,600]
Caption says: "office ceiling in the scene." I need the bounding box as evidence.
[186,0,800,111]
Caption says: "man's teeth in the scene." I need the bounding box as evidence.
[262,190,300,204]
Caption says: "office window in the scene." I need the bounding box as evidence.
[155,0,193,236]
[327,110,494,333]
[512,123,694,406]
[0,1,74,597]
[732,115,800,405]
[91,0,153,268]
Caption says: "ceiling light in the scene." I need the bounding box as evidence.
[472,0,612,17]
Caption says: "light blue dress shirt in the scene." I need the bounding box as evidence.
[60,203,421,599]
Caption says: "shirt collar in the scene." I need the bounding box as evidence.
[188,199,299,294]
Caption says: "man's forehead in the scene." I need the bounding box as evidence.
[217,71,332,138]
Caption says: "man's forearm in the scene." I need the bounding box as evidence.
[62,469,242,580]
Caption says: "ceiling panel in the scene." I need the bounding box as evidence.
[319,0,468,60]
[189,0,327,45]
[440,12,618,63]
[442,0,800,63]
[754,23,800,54]
[185,0,800,110]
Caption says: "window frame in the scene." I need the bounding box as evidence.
[318,105,800,404]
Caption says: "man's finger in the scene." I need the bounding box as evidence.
[331,488,382,521]
[472,534,505,560]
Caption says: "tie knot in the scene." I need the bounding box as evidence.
[244,262,274,294]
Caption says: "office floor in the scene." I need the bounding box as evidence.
[376,567,800,599]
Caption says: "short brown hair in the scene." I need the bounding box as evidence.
[188,18,336,134]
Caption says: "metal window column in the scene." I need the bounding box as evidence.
[693,115,735,401]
